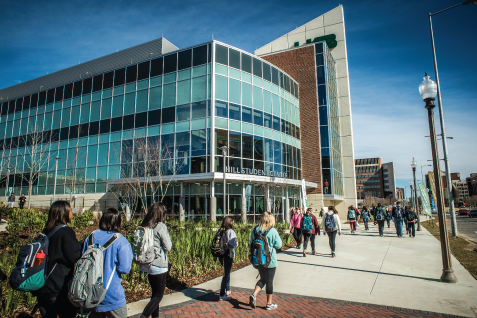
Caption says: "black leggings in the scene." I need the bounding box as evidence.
[256,267,276,295]
[303,233,315,250]
[142,272,167,318]
[293,228,302,246]
[36,293,77,318]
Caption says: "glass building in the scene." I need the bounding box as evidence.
[0,39,306,221]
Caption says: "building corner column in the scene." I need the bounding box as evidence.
[179,182,185,222]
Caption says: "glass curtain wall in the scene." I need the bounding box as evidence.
[316,42,343,197]
[0,44,212,197]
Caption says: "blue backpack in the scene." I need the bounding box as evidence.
[395,206,403,218]
[324,214,335,232]
[250,226,271,269]
[9,225,65,291]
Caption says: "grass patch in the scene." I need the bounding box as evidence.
[421,220,477,280]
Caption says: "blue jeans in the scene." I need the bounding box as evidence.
[363,217,369,230]
[219,255,233,296]
[395,218,403,236]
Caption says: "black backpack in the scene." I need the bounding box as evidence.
[211,228,228,257]
[407,212,416,222]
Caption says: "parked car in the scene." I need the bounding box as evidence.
[459,209,470,215]
[469,210,477,218]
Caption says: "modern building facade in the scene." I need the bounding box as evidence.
[255,5,357,215]
[466,173,477,197]
[382,162,396,199]
[452,179,468,204]
[0,38,310,221]
[355,158,384,200]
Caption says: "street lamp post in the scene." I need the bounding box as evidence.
[219,146,229,216]
[409,181,414,210]
[53,157,61,202]
[411,158,421,231]
[427,0,477,237]
[419,73,457,283]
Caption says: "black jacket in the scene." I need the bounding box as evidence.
[39,226,82,298]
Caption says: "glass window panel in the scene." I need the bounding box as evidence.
[101,98,112,119]
[87,144,97,166]
[215,44,228,65]
[215,100,227,118]
[162,83,176,107]
[193,45,208,66]
[163,73,176,84]
[272,94,280,115]
[61,108,70,128]
[241,53,251,73]
[272,115,280,131]
[253,86,262,110]
[136,89,148,113]
[161,133,174,157]
[86,167,96,183]
[112,95,123,117]
[242,82,252,107]
[263,63,271,82]
[123,92,135,115]
[191,101,207,119]
[229,68,241,80]
[252,58,262,77]
[150,75,162,87]
[263,90,272,113]
[52,110,61,129]
[242,106,252,124]
[264,138,273,162]
[273,140,281,164]
[177,69,191,81]
[114,69,125,88]
[215,63,228,76]
[229,103,240,121]
[90,100,100,122]
[242,134,253,159]
[215,75,228,101]
[191,129,206,156]
[193,65,207,77]
[44,111,53,130]
[149,86,162,110]
[177,80,191,105]
[150,57,163,77]
[176,104,190,121]
[164,53,177,74]
[229,78,240,104]
[80,104,90,124]
[178,49,192,71]
[229,49,240,69]
[253,110,263,126]
[137,61,150,81]
[162,106,175,124]
[215,129,228,155]
[263,113,272,129]
[191,76,207,102]
[254,135,263,161]
[228,131,241,157]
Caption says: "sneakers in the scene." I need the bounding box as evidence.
[266,303,278,310]
[219,295,232,301]
[303,251,306,257]
[249,294,256,308]
[226,290,231,296]
[331,252,336,258]
[311,250,316,255]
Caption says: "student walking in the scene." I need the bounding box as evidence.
[372,206,377,225]
[347,205,357,233]
[249,212,283,311]
[289,208,303,249]
[139,203,173,318]
[35,201,82,318]
[214,216,238,301]
[392,202,405,237]
[19,194,26,209]
[404,206,410,235]
[301,208,320,257]
[375,203,387,237]
[406,207,419,238]
[361,206,370,230]
[322,206,341,257]
[8,193,15,208]
[82,208,133,318]
[386,207,392,228]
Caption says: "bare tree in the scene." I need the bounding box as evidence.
[109,134,185,215]
[17,124,54,209]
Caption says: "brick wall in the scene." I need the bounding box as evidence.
[261,46,322,194]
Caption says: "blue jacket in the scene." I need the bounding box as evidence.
[82,230,133,312]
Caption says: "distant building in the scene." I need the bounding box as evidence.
[382,162,396,199]
[396,187,405,201]
[452,180,468,203]
[355,158,384,200]
[466,173,477,197]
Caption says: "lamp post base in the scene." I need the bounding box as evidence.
[440,269,458,283]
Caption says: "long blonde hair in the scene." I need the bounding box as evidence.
[259,212,275,232]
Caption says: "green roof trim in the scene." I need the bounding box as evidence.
[293,34,337,49]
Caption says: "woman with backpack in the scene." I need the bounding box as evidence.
[301,208,320,257]
[138,202,173,318]
[406,207,419,238]
[289,207,303,249]
[213,216,238,301]
[81,208,132,318]
[35,201,82,318]
[322,206,341,257]
[347,205,357,234]
[361,206,370,230]
[249,212,283,311]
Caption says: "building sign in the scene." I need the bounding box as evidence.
[418,183,432,216]
[225,166,288,178]
[294,34,337,48]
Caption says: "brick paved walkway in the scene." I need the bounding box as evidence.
[131,287,464,318]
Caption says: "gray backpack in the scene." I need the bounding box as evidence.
[68,232,121,309]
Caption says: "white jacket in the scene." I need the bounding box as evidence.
[322,211,341,232]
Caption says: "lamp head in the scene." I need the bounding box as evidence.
[410,157,417,169]
[419,72,437,102]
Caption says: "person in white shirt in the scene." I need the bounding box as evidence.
[322,206,341,258]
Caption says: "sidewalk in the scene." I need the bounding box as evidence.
[127,218,477,317]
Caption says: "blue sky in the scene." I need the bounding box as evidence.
[1,0,476,197]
